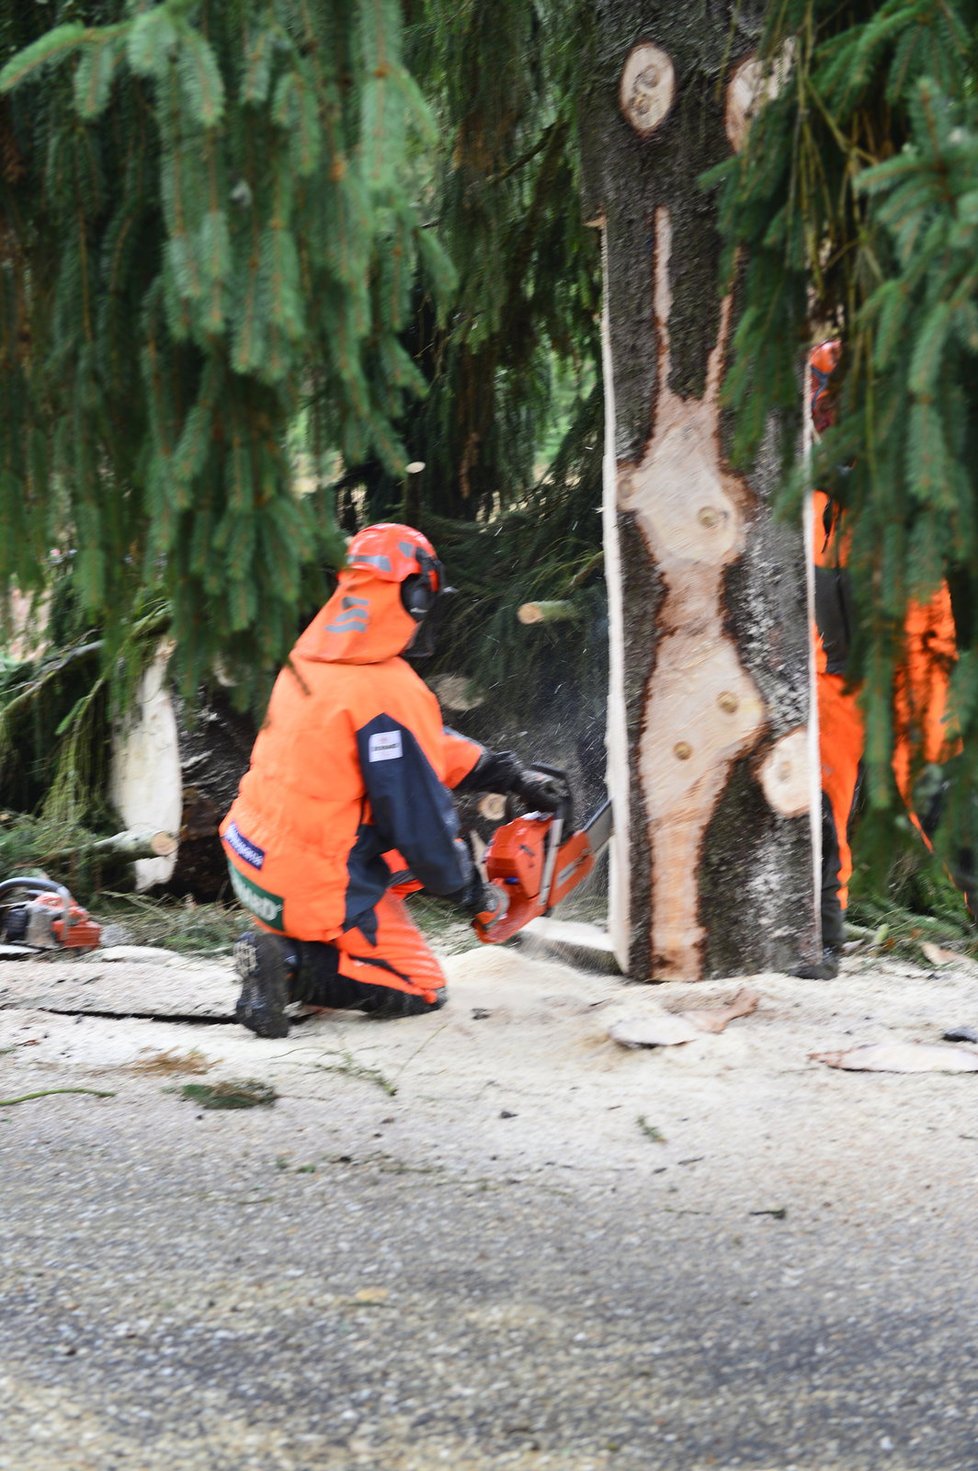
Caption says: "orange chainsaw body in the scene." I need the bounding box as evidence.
[0,879,102,951]
[474,814,596,945]
[29,892,102,950]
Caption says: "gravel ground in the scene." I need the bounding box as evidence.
[2,940,978,1470]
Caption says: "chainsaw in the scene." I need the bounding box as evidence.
[473,771,612,945]
[0,877,102,951]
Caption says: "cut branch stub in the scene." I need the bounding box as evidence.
[477,793,508,822]
[86,830,178,862]
[619,44,675,136]
[758,728,812,819]
[725,45,794,153]
[517,600,580,626]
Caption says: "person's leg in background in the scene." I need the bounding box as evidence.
[891,586,973,912]
[800,670,865,979]
[893,586,957,825]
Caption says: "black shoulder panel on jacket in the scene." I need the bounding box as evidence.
[356,714,471,898]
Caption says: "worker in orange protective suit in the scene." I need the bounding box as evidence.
[806,339,959,978]
[221,522,567,1037]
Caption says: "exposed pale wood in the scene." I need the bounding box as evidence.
[725,45,795,154]
[599,248,630,976]
[428,674,486,711]
[522,916,620,974]
[93,830,178,860]
[758,729,811,819]
[681,986,759,1034]
[109,644,182,891]
[619,212,765,978]
[609,1013,701,1048]
[618,43,675,136]
[812,1043,978,1074]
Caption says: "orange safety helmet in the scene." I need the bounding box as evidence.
[346,523,447,624]
[810,338,842,434]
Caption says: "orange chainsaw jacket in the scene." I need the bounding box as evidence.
[220,566,484,945]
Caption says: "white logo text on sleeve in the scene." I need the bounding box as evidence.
[368,730,403,763]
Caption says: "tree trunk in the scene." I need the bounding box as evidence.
[109,645,183,892]
[583,3,820,981]
[109,646,255,900]
[166,687,257,901]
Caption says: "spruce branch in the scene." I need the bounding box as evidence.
[0,23,88,93]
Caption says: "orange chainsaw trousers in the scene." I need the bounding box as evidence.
[290,890,447,1014]
[818,671,864,937]
[818,584,958,941]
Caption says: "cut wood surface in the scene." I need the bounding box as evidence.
[109,670,256,901]
[477,793,508,822]
[681,985,760,1034]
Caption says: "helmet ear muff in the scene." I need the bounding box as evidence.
[400,547,446,623]
[401,571,436,623]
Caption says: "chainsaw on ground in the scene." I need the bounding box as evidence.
[0,877,102,951]
[473,769,612,945]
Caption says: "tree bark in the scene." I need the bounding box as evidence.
[583,3,820,981]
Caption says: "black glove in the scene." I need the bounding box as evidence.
[455,748,570,814]
[511,768,569,814]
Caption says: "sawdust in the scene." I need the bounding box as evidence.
[3,938,978,1215]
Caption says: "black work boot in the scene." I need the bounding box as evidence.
[233,932,295,1038]
[794,944,840,981]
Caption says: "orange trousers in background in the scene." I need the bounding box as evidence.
[817,585,958,939]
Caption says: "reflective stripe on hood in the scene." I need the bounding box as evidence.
[294,566,418,665]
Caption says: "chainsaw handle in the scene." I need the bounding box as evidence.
[472,881,539,945]
[0,877,74,930]
[471,881,509,942]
